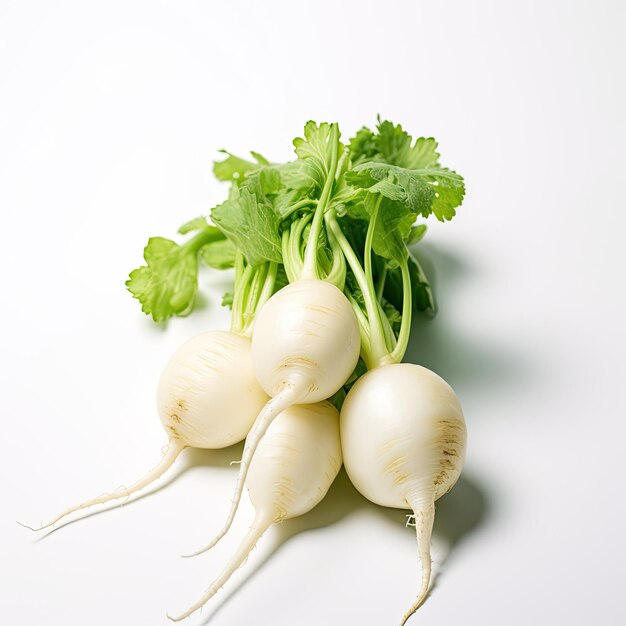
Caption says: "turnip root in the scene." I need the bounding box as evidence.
[168,401,342,621]
[196,279,359,552]
[340,363,466,625]
[33,331,268,529]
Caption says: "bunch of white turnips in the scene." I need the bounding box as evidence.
[30,119,467,626]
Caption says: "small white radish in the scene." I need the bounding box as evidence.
[201,278,360,551]
[340,363,466,626]
[168,401,342,622]
[33,331,268,529]
[157,331,267,448]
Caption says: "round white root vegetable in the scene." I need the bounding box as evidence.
[157,331,267,448]
[340,363,467,626]
[33,331,268,529]
[198,279,360,552]
[168,401,342,622]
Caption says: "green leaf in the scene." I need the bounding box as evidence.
[221,291,234,309]
[406,223,427,245]
[348,126,377,164]
[211,187,282,266]
[200,237,237,269]
[178,216,209,234]
[375,120,440,169]
[241,167,283,198]
[250,151,270,166]
[420,168,466,221]
[126,237,200,322]
[371,197,414,267]
[292,121,343,193]
[347,163,464,222]
[213,150,269,182]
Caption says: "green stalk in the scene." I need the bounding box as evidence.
[389,257,413,363]
[376,265,387,302]
[324,221,346,290]
[257,262,278,310]
[364,195,382,288]
[282,213,312,282]
[346,291,372,365]
[281,229,298,283]
[230,254,253,335]
[362,195,389,355]
[243,263,268,330]
[301,124,340,280]
[281,198,317,221]
[326,213,390,368]
[187,226,225,254]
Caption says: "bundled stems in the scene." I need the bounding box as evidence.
[230,251,278,336]
[326,202,413,370]
[301,124,340,281]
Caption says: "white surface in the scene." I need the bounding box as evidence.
[1,1,625,625]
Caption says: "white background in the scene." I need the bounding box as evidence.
[1,1,625,624]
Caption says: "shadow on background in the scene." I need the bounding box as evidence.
[31,442,245,539]
[197,468,489,624]
[409,242,524,397]
[196,467,371,625]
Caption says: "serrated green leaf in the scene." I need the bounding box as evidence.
[347,163,464,222]
[211,187,282,266]
[200,237,237,270]
[371,198,413,267]
[292,121,344,193]
[348,126,377,164]
[213,151,260,182]
[375,120,440,169]
[126,237,200,322]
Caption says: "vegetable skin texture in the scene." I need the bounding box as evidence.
[195,279,360,552]
[157,331,267,448]
[340,363,466,625]
[34,331,267,529]
[169,401,342,621]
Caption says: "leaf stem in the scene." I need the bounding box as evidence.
[301,124,340,280]
[230,256,253,335]
[364,195,382,288]
[188,226,225,254]
[376,265,387,302]
[389,257,413,363]
[281,198,317,221]
[326,213,391,369]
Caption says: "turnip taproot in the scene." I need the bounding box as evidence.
[340,363,466,625]
[32,330,267,530]
[168,401,342,621]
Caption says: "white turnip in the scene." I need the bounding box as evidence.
[169,401,342,621]
[197,279,360,552]
[340,363,466,625]
[33,331,268,529]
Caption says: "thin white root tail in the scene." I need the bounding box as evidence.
[28,439,186,531]
[184,386,301,557]
[168,512,274,622]
[399,501,435,626]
